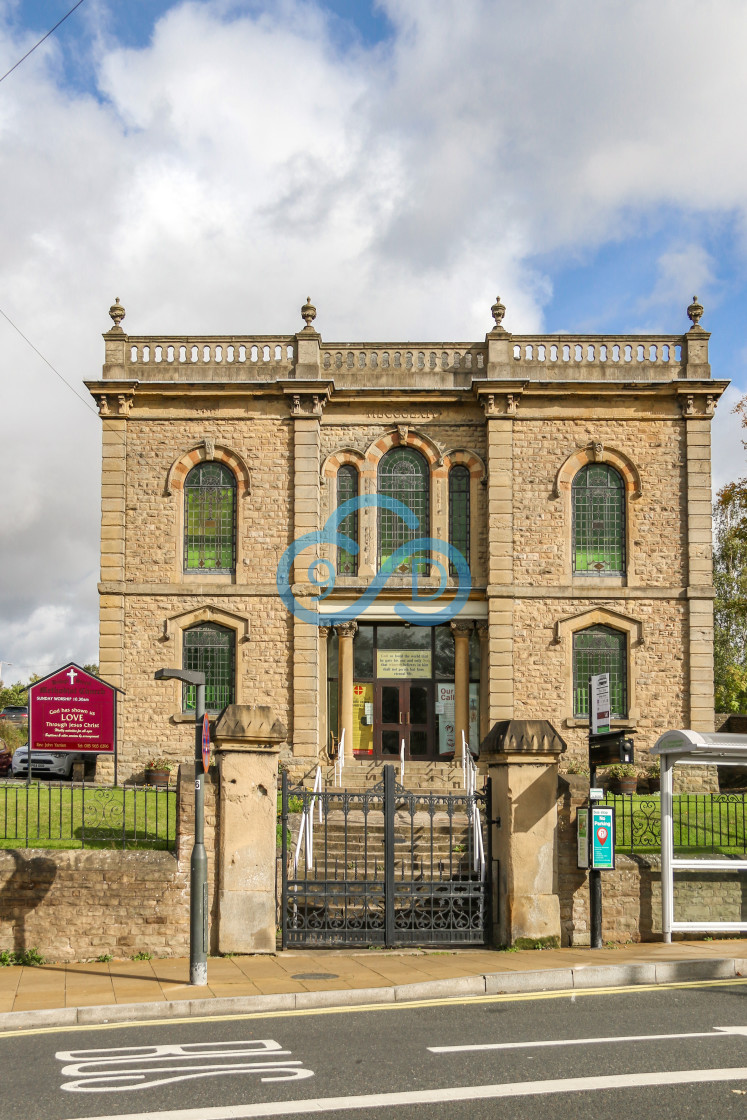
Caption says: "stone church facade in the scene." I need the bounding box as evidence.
[87,295,725,783]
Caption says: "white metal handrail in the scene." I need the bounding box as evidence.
[293,765,323,875]
[334,728,346,788]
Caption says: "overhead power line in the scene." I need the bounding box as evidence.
[0,304,98,417]
[0,0,87,86]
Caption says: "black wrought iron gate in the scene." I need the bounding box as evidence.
[280,764,492,948]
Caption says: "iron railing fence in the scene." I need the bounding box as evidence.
[0,778,177,851]
[604,792,747,857]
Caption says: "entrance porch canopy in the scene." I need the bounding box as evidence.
[652,729,747,942]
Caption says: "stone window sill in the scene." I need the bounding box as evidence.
[565,717,638,730]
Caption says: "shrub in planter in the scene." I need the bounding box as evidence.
[646,756,660,793]
[144,757,173,786]
[606,763,638,795]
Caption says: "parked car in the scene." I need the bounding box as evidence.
[0,706,28,724]
[0,743,11,777]
[11,745,88,780]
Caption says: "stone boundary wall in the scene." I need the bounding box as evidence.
[0,766,219,962]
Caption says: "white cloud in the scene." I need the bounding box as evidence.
[2,0,747,676]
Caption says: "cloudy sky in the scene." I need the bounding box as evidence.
[1,0,746,685]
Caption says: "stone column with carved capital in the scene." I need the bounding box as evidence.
[336,621,357,755]
[451,619,472,759]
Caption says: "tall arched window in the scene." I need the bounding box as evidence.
[184,462,236,572]
[337,465,359,575]
[572,463,625,575]
[572,625,627,718]
[378,448,429,574]
[182,623,235,712]
[449,465,470,573]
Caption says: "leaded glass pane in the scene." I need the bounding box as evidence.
[337,465,358,575]
[183,623,235,713]
[572,464,625,575]
[449,465,470,573]
[184,463,236,572]
[572,625,627,718]
[377,448,429,575]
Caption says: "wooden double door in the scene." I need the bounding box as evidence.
[375,680,434,758]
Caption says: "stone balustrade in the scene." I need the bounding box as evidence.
[320,345,487,373]
[104,330,702,384]
[510,336,685,379]
[126,337,295,368]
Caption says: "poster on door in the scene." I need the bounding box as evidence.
[352,682,373,755]
[436,683,480,755]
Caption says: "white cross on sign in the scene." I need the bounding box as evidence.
[66,668,77,685]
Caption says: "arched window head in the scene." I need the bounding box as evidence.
[184,462,236,573]
[182,623,235,713]
[377,448,429,575]
[337,465,359,575]
[449,465,470,573]
[572,463,625,575]
[573,625,627,719]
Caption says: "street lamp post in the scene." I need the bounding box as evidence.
[154,667,208,985]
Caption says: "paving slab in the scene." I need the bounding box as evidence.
[0,941,745,1030]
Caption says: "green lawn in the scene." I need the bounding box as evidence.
[0,782,177,850]
[607,793,747,856]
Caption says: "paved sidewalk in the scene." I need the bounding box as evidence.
[0,940,746,1032]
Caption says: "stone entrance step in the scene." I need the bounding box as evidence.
[293,758,470,794]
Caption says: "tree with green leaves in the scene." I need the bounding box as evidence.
[713,477,747,711]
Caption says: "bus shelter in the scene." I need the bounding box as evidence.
[652,729,747,942]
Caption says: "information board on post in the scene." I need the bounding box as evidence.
[590,673,611,736]
[29,663,117,754]
[590,804,615,869]
[577,808,590,869]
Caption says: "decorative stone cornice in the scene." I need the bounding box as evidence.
[97,391,133,417]
[281,383,332,418]
[475,384,527,417]
[675,386,720,418]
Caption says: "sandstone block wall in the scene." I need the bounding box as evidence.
[0,766,219,962]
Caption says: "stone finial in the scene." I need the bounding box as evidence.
[108,296,125,330]
[687,294,704,330]
[490,295,506,331]
[301,295,317,330]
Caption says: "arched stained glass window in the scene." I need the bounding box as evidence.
[449,465,470,573]
[572,464,625,575]
[182,623,235,713]
[572,625,627,718]
[377,448,429,575]
[184,463,236,572]
[337,465,359,575]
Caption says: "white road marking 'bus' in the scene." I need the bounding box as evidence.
[56,1039,314,1092]
[70,1065,747,1120]
[429,1024,747,1053]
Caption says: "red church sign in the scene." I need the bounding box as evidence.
[29,663,117,754]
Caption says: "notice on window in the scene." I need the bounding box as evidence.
[376,650,432,679]
[437,684,456,754]
[590,673,611,735]
[352,683,373,755]
[437,683,480,755]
